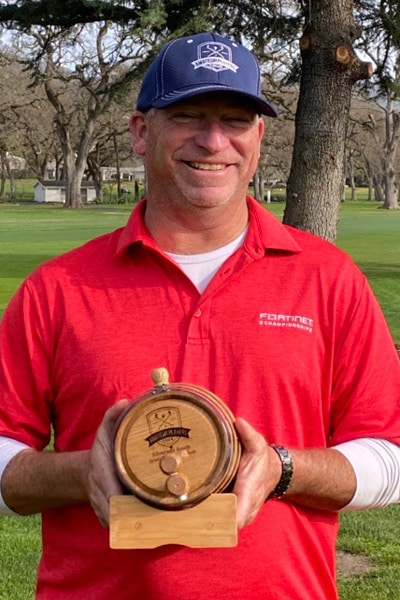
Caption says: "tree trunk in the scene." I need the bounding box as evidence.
[0,149,6,200]
[55,106,97,208]
[284,0,373,241]
[382,99,400,209]
[373,173,385,204]
[253,167,265,202]
[113,130,122,200]
[383,166,398,209]
[64,154,83,208]
[367,176,373,201]
[347,151,357,201]
[6,157,16,200]
[86,146,103,202]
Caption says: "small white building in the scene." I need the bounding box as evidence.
[34,180,97,204]
[100,166,145,182]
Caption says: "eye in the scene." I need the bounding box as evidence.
[223,114,256,128]
[170,111,200,123]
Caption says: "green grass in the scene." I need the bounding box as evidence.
[0,197,399,599]
[0,204,131,318]
[0,515,41,600]
[337,506,400,600]
[336,201,400,341]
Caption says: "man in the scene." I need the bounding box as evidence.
[0,32,399,600]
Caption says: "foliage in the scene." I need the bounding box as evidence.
[0,1,304,53]
[0,1,142,28]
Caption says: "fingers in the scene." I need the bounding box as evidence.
[233,418,277,529]
[99,398,131,439]
[88,399,130,528]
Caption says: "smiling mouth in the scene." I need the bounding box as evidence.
[187,162,227,171]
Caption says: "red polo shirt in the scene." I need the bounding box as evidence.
[0,197,399,600]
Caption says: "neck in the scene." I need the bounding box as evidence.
[144,199,249,254]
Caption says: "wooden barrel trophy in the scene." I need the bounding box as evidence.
[110,368,241,549]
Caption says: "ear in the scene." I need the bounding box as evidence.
[257,117,265,159]
[130,111,148,156]
[257,116,265,143]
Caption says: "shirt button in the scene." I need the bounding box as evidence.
[194,309,202,318]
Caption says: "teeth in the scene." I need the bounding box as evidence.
[189,162,226,171]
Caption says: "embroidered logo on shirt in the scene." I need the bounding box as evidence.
[191,42,239,73]
[259,313,314,334]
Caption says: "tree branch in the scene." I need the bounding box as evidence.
[335,45,374,82]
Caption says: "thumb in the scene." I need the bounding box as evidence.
[102,399,131,437]
[235,417,268,454]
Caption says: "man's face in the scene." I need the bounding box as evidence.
[130,93,265,214]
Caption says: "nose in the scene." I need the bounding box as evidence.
[194,119,230,153]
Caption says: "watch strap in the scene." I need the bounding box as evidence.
[268,445,293,499]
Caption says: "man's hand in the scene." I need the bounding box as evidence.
[232,418,358,528]
[233,418,281,529]
[87,399,130,528]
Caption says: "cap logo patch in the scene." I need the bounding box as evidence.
[191,42,239,73]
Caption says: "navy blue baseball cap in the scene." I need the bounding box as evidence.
[136,32,277,117]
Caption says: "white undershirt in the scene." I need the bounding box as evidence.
[1,232,399,514]
[334,438,400,510]
[166,228,247,293]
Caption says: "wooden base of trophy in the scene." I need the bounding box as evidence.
[110,493,237,549]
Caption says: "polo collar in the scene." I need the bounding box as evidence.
[115,196,302,257]
[245,196,302,254]
[115,200,157,257]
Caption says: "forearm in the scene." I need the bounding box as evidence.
[1,448,91,515]
[1,400,129,525]
[283,447,356,511]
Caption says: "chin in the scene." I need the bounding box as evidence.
[184,190,237,208]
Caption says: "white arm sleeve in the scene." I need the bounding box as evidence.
[0,436,31,515]
[334,438,400,511]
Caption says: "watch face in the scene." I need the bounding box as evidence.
[114,370,241,510]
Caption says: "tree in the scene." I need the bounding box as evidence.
[86,101,136,201]
[282,1,373,241]
[254,87,297,202]
[0,53,31,199]
[346,93,389,203]
[357,0,400,209]
[8,22,152,207]
[5,68,60,179]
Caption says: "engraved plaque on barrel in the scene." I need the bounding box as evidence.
[113,368,241,510]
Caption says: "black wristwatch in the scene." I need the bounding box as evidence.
[268,445,294,499]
